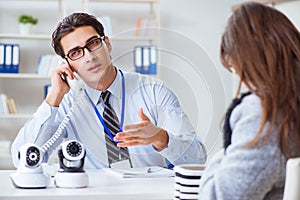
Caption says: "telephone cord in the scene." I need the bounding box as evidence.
[40,106,76,153]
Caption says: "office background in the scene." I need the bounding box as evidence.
[0,0,299,169]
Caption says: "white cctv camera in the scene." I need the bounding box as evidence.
[10,144,50,189]
[18,143,43,169]
[55,140,89,188]
[58,140,86,171]
[61,140,85,161]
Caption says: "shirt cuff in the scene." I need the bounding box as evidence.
[159,132,197,164]
[158,133,176,158]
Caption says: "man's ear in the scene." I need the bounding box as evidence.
[104,36,112,53]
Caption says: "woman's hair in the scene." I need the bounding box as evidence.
[52,12,105,58]
[220,2,300,158]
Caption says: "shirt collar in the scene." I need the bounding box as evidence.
[84,68,122,105]
[107,68,122,100]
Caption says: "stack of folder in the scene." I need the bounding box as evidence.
[134,45,157,75]
[0,43,20,73]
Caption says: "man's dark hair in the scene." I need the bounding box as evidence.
[52,12,105,58]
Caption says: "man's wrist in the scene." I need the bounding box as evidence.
[152,129,169,151]
[45,92,64,107]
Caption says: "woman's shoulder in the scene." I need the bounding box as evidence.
[232,93,262,119]
[229,93,263,136]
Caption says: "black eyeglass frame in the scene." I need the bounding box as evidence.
[65,36,105,61]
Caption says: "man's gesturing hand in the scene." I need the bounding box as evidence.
[114,108,169,151]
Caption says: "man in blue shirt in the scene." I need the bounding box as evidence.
[11,12,206,169]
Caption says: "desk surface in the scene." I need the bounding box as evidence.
[0,169,175,200]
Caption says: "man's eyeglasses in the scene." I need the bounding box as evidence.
[65,36,105,61]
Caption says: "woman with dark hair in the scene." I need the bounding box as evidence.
[199,2,300,199]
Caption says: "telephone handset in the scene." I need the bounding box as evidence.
[60,60,83,92]
[62,72,84,94]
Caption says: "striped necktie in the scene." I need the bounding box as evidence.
[101,90,130,166]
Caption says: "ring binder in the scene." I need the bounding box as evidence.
[134,45,157,75]
[0,43,20,73]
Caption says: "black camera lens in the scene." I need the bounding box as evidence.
[66,141,82,157]
[26,146,40,167]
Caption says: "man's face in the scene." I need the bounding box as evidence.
[61,25,113,88]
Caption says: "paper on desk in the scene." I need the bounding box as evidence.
[107,166,175,178]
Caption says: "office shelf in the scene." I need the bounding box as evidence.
[0,33,157,42]
[0,114,32,119]
[0,73,50,79]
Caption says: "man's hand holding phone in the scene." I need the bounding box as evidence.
[45,62,77,107]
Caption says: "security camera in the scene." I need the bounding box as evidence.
[55,140,88,188]
[57,140,86,172]
[10,144,50,189]
[18,144,42,168]
[61,140,85,161]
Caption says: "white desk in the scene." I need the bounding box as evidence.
[0,169,175,200]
